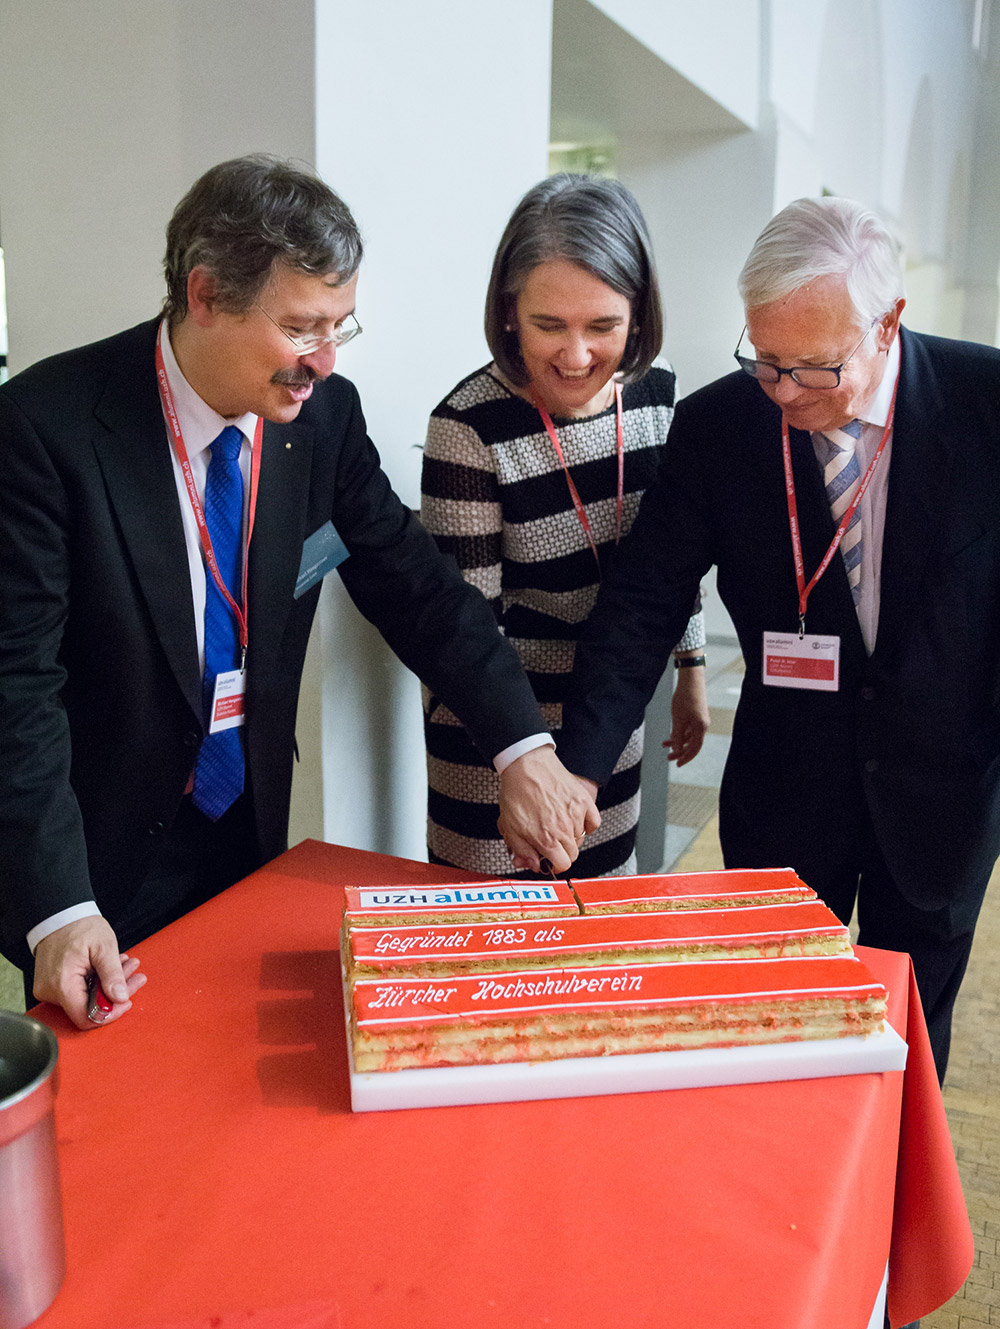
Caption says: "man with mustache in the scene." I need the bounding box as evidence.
[0,155,597,1029]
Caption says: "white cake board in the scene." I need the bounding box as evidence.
[344,971,908,1113]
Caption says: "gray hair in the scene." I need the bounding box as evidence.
[738,197,904,327]
[485,173,663,385]
[163,154,363,321]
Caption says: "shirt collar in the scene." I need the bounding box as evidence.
[158,317,258,456]
[855,332,900,429]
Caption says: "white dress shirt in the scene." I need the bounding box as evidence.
[159,317,258,672]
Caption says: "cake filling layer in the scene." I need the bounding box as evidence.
[345,900,851,977]
[351,955,887,1071]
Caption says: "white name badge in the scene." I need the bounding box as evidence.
[762,631,840,691]
[208,669,246,732]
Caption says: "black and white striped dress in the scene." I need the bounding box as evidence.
[420,362,705,877]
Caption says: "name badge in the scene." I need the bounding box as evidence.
[208,669,246,732]
[294,520,350,599]
[762,631,840,692]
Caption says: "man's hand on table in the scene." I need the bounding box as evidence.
[33,916,147,1030]
[497,746,601,874]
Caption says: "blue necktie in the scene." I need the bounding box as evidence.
[818,418,864,606]
[192,425,245,820]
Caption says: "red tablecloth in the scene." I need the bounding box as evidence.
[31,840,971,1329]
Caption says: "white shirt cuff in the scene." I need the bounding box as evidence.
[28,902,102,955]
[493,733,554,774]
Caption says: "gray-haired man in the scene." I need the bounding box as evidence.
[561,196,1000,1084]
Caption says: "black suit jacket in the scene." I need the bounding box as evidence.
[560,328,1000,918]
[0,318,545,968]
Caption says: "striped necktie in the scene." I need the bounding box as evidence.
[818,418,864,606]
[192,425,245,820]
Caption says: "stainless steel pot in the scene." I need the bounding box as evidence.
[0,1011,65,1329]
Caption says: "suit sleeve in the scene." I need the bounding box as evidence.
[558,395,716,783]
[328,386,546,761]
[0,390,95,963]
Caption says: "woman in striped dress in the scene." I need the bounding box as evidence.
[420,175,707,877]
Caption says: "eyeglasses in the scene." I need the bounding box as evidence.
[254,301,363,356]
[734,320,876,389]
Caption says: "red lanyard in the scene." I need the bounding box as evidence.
[781,369,899,633]
[155,324,262,663]
[532,381,624,573]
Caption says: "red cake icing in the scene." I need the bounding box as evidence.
[345,900,850,975]
[572,868,816,913]
[352,954,884,1029]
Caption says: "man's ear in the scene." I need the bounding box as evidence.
[186,266,221,327]
[877,297,906,352]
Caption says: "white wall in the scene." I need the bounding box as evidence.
[592,0,761,129]
[768,0,987,335]
[961,21,1000,346]
[0,0,315,375]
[619,127,778,394]
[0,2,180,371]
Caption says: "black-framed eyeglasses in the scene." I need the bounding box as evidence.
[734,320,876,390]
[254,302,363,356]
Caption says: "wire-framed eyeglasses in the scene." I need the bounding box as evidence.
[734,320,876,389]
[255,302,363,356]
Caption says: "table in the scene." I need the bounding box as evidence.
[31,840,972,1329]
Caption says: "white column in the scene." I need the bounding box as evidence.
[309,0,553,859]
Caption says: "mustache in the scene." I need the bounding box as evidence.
[271,367,320,388]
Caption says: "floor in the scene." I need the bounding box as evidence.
[660,639,745,870]
[2,648,996,1325]
[0,941,22,1013]
[666,645,1000,1329]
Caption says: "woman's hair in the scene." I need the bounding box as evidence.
[738,196,904,326]
[485,173,663,384]
[163,154,363,321]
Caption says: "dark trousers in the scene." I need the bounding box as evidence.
[113,792,261,953]
[24,792,261,1005]
[793,809,984,1086]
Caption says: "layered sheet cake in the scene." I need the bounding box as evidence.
[341,869,887,1085]
[350,955,887,1072]
[344,900,852,979]
[571,868,817,913]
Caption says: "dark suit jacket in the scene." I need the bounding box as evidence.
[0,318,545,969]
[560,328,1000,919]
